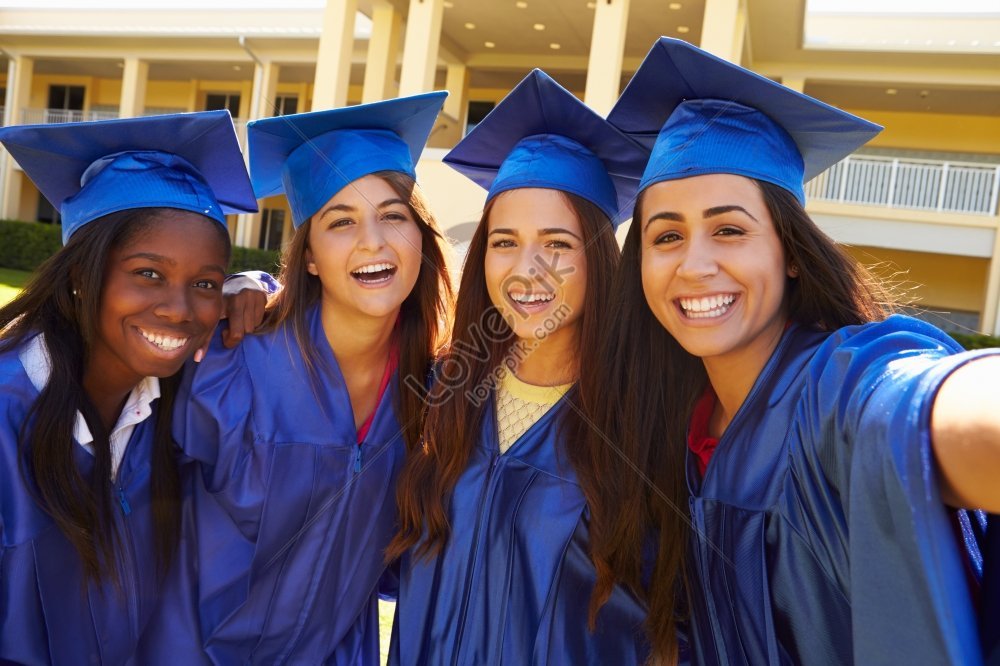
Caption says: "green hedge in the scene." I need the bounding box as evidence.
[229,245,282,275]
[0,219,62,271]
[0,219,281,275]
[949,332,1000,350]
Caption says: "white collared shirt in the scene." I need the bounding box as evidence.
[19,334,161,481]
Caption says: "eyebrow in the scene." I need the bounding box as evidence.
[123,252,225,274]
[488,227,582,241]
[705,205,759,223]
[123,252,176,265]
[319,198,408,217]
[643,204,759,231]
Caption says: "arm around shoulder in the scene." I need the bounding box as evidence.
[931,353,1000,512]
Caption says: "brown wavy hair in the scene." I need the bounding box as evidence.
[581,179,895,662]
[387,190,621,563]
[261,171,454,453]
[0,208,229,586]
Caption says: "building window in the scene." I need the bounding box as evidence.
[272,95,298,116]
[205,93,242,115]
[37,196,61,226]
[466,101,496,135]
[259,209,285,250]
[45,85,86,123]
[48,85,85,111]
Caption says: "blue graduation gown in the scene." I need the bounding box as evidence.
[685,314,996,665]
[0,343,163,666]
[149,304,405,665]
[390,391,649,665]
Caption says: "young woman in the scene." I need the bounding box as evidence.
[387,70,655,665]
[148,93,455,665]
[0,111,256,665]
[586,37,1000,665]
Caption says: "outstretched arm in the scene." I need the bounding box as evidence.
[932,355,1000,512]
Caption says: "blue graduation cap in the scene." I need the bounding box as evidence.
[247,91,447,227]
[0,110,258,244]
[607,37,882,203]
[443,69,647,227]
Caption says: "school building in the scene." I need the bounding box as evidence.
[1,0,999,333]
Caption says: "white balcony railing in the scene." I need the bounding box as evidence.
[21,108,122,125]
[806,154,1000,216]
[14,108,248,150]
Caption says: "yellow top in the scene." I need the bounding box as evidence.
[495,367,573,454]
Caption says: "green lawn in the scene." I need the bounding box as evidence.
[0,267,31,307]
[379,600,395,665]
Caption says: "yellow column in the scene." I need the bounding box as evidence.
[312,0,358,110]
[235,61,280,248]
[362,2,403,103]
[119,56,148,118]
[782,76,805,94]
[249,61,280,119]
[398,0,444,97]
[237,80,253,120]
[583,0,631,116]
[186,80,200,112]
[1,55,33,221]
[700,0,747,64]
[444,63,470,133]
[981,226,1000,335]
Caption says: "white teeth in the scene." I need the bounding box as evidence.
[352,262,395,275]
[679,294,736,318]
[139,328,188,351]
[510,292,554,304]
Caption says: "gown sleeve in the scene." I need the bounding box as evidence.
[802,315,998,664]
[222,270,281,296]
[173,329,263,537]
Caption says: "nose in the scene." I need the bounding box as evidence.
[357,213,387,252]
[153,284,194,323]
[675,235,718,281]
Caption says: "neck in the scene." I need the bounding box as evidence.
[702,321,787,437]
[510,323,579,387]
[320,300,397,380]
[81,367,135,433]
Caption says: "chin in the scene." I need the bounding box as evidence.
[357,298,406,320]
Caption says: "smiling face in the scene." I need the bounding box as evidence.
[484,188,587,345]
[89,210,228,392]
[305,174,424,322]
[639,174,793,376]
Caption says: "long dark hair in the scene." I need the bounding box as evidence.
[261,170,454,454]
[0,208,228,586]
[387,190,621,562]
[581,179,896,661]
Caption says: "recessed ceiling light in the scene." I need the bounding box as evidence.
[550,43,561,49]
[484,41,496,48]
[885,88,897,95]
[516,0,528,7]
[533,23,545,30]
[586,1,595,8]
[464,22,476,29]
[669,2,682,8]
[677,25,690,33]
